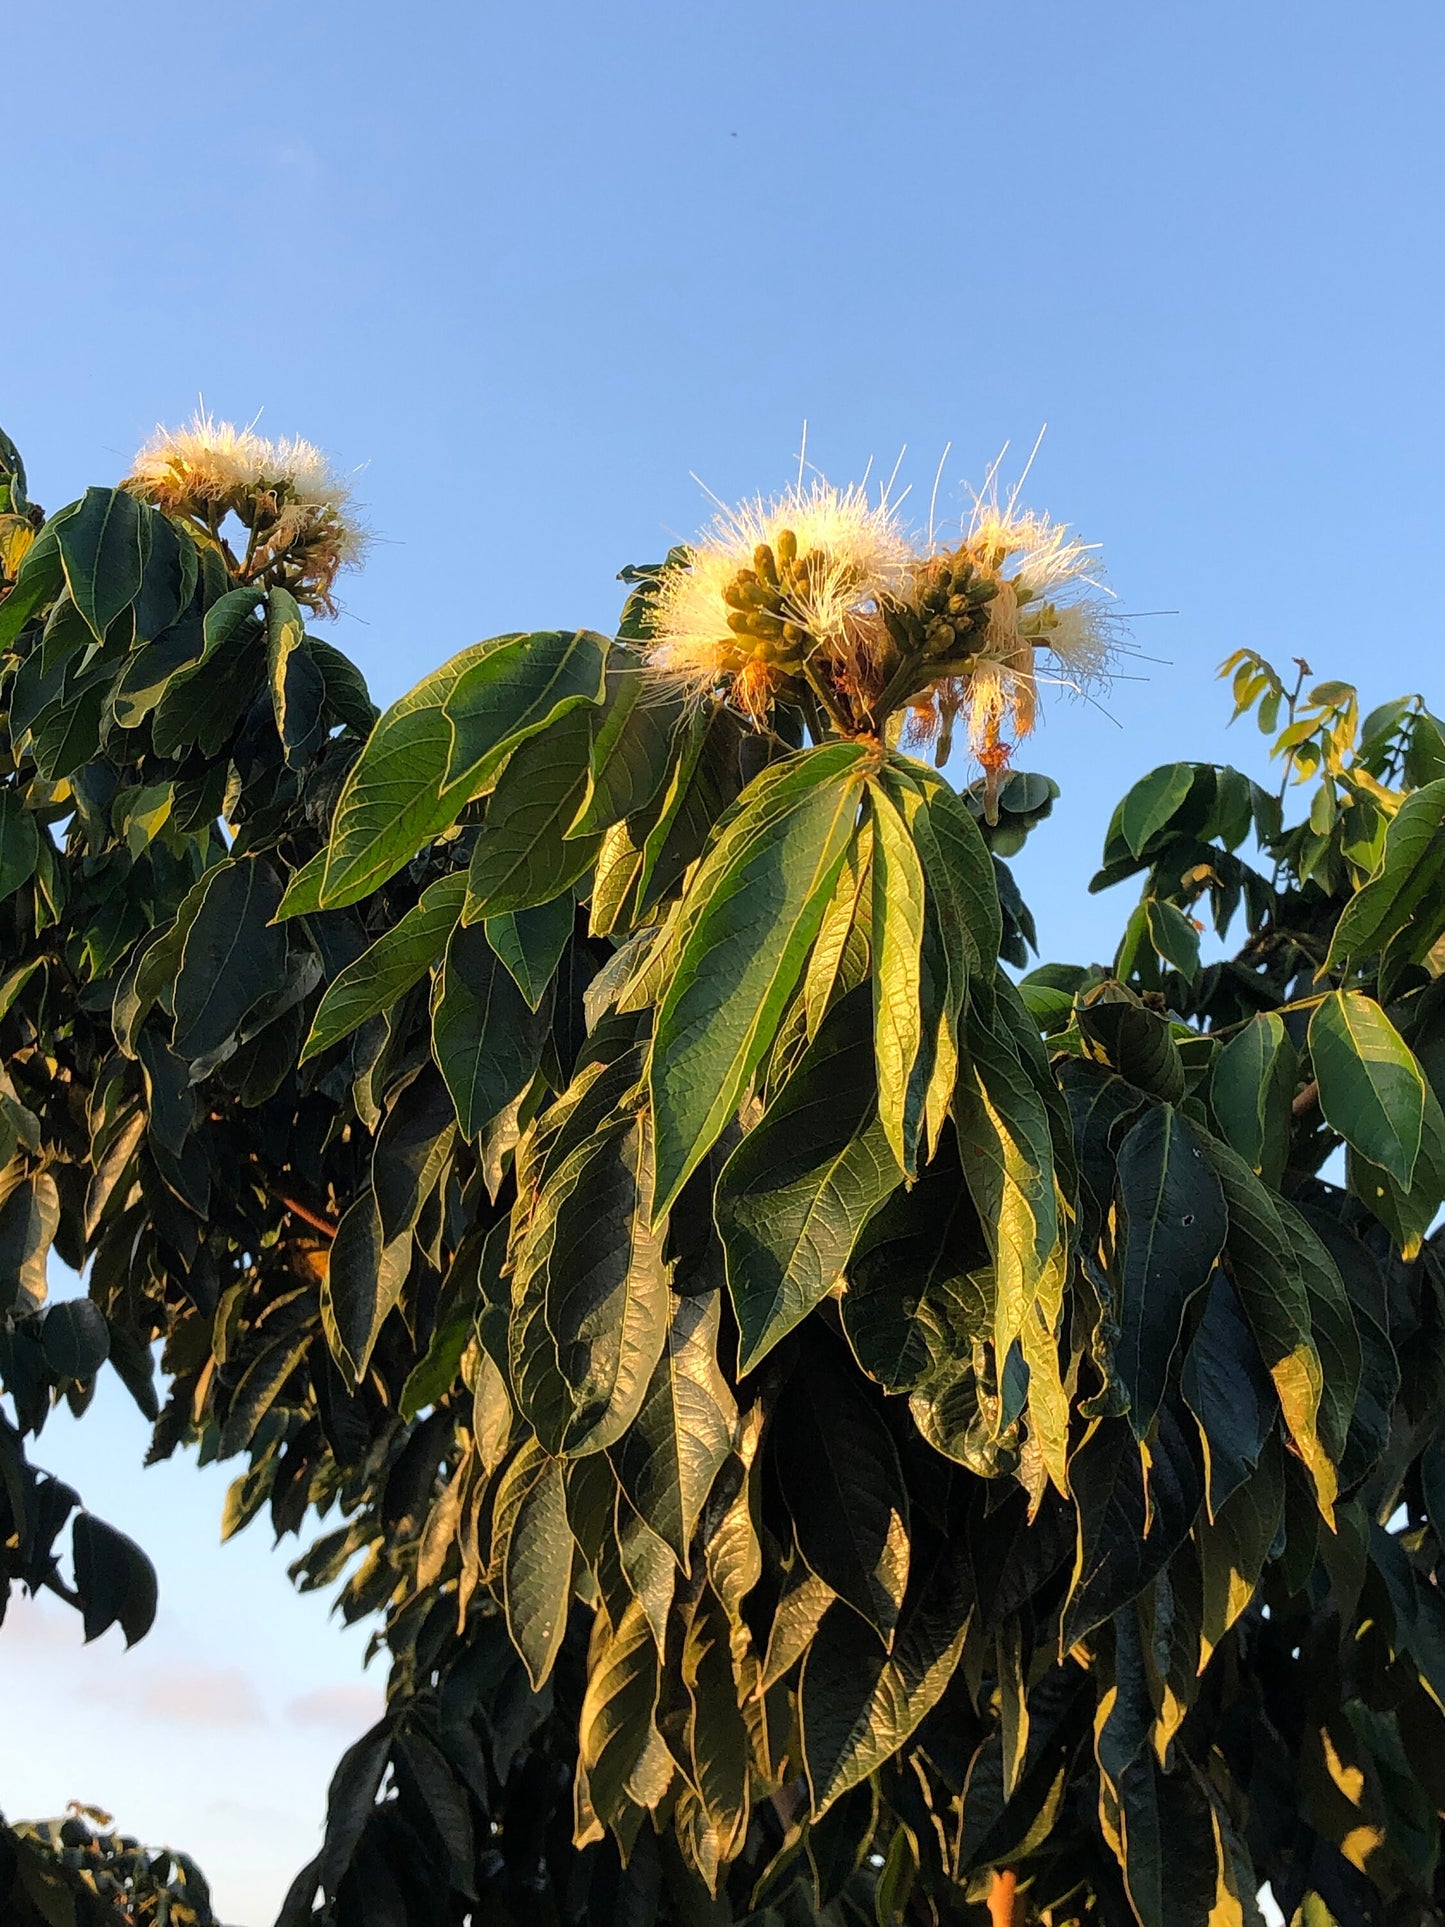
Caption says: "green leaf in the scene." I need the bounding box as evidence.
[57,487,150,640]
[0,791,39,901]
[1181,1273,1279,1518]
[799,1553,970,1817]
[317,636,527,910]
[716,985,898,1373]
[1114,1105,1227,1437]
[953,986,1069,1491]
[1201,1138,1333,1520]
[442,627,609,787]
[72,1513,158,1646]
[649,743,867,1218]
[776,1342,909,1647]
[1143,897,1201,979]
[609,1287,737,1566]
[321,1196,412,1386]
[494,1439,575,1690]
[430,919,548,1138]
[40,1298,110,1380]
[510,1111,669,1456]
[868,781,926,1178]
[0,1172,59,1313]
[0,514,67,649]
[484,894,575,1011]
[267,587,326,768]
[371,1065,457,1244]
[568,655,680,837]
[302,873,466,1061]
[1309,990,1425,1188]
[171,857,288,1069]
[1119,763,1195,857]
[1326,777,1445,969]
[579,1596,665,1825]
[1209,1012,1296,1185]
[462,704,600,922]
[1062,1406,1203,1647]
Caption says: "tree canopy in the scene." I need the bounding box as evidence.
[2,418,1444,1927]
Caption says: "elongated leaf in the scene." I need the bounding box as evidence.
[579,1596,665,1824]
[1181,1272,1279,1518]
[513,1111,669,1456]
[1309,990,1424,1188]
[1062,1406,1203,1647]
[171,857,288,1067]
[1210,1012,1296,1186]
[610,1288,737,1565]
[495,1439,575,1689]
[430,920,548,1138]
[268,585,326,768]
[569,656,680,837]
[1114,1105,1227,1436]
[1327,778,1445,968]
[485,894,575,1010]
[302,875,466,1062]
[442,627,608,785]
[318,635,527,909]
[869,781,926,1176]
[321,1195,412,1385]
[57,486,149,640]
[0,790,39,901]
[649,744,867,1217]
[1119,763,1194,856]
[462,704,600,921]
[776,1342,909,1647]
[41,1297,110,1380]
[799,1554,970,1817]
[1201,1138,1333,1520]
[716,985,898,1373]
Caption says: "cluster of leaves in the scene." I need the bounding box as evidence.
[1,1804,215,1927]
[2,421,1445,1927]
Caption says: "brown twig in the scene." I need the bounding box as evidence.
[272,1187,339,1240]
[1291,1079,1320,1120]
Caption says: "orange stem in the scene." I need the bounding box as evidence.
[988,1868,1020,1927]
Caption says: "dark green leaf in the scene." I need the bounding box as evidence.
[1309,990,1424,1188]
[462,705,600,921]
[495,1439,575,1689]
[776,1342,909,1646]
[301,874,465,1062]
[0,791,39,901]
[72,1512,158,1646]
[171,857,288,1068]
[40,1298,110,1381]
[321,1196,411,1385]
[430,920,548,1138]
[1114,1105,1227,1436]
[484,894,575,1011]
[57,487,149,640]
[1181,1272,1279,1518]
[442,627,608,786]
[650,743,867,1219]
[716,985,898,1373]
[1119,764,1195,856]
[1062,1405,1203,1647]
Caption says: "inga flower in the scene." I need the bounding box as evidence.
[645,479,914,725]
[901,492,1119,812]
[124,412,367,614]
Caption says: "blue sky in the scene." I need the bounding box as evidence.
[6,1,1444,1918]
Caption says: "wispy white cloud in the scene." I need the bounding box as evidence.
[286,1683,384,1732]
[93,1663,267,1728]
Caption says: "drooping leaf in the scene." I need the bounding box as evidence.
[775,1341,909,1647]
[494,1439,575,1690]
[462,704,601,922]
[40,1298,110,1381]
[609,1288,737,1566]
[71,1512,158,1646]
[57,487,149,640]
[1210,1012,1296,1186]
[1113,1105,1227,1437]
[715,984,898,1373]
[868,780,926,1177]
[1309,990,1424,1188]
[1118,763,1196,857]
[1180,1271,1279,1519]
[321,1195,412,1386]
[0,791,40,902]
[302,873,466,1062]
[484,894,575,1011]
[1062,1405,1203,1648]
[430,919,548,1139]
[649,743,867,1217]
[171,857,288,1069]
